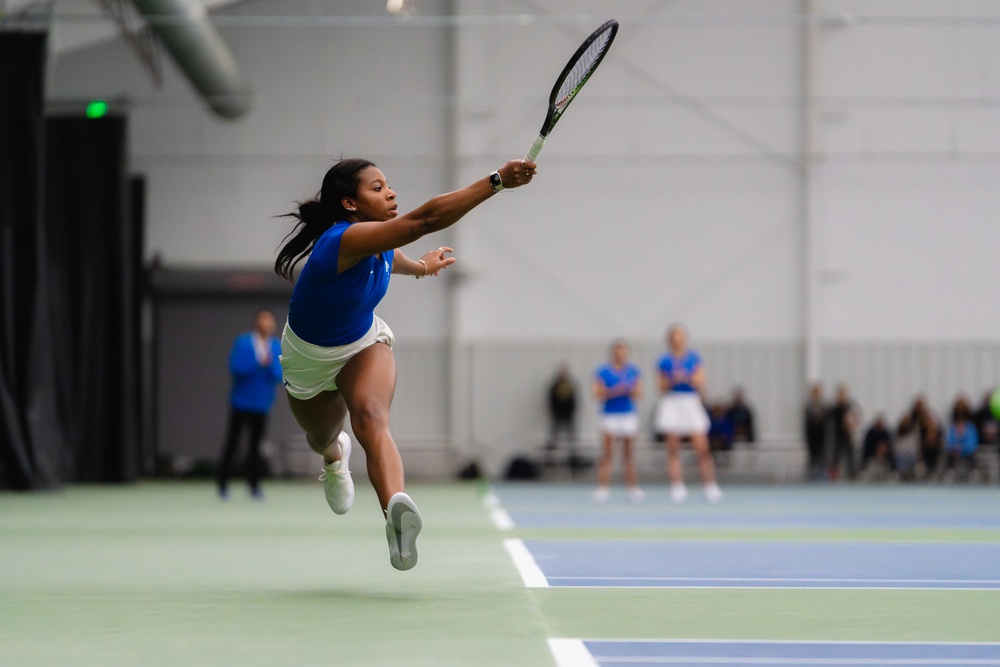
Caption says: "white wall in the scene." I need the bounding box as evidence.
[44,0,1000,476]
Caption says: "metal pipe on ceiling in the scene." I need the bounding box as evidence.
[128,0,252,119]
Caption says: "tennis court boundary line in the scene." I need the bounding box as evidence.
[550,638,1000,666]
[545,576,1000,585]
[504,538,549,588]
[482,487,515,531]
[577,639,1000,646]
[548,639,598,667]
[542,584,999,591]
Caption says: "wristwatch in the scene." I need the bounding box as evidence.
[489,170,504,193]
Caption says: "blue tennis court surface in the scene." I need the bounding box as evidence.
[524,539,1000,589]
[496,484,1000,666]
[550,638,1000,666]
[493,484,1000,530]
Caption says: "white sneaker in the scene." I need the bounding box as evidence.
[704,482,723,505]
[319,432,354,515]
[627,486,645,505]
[592,486,611,504]
[670,483,689,504]
[385,492,422,571]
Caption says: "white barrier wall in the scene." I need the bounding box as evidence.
[45,1,1000,477]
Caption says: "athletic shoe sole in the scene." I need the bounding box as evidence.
[385,492,422,571]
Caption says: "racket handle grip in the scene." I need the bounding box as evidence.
[525,134,546,162]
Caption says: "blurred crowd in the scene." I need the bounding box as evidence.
[804,383,998,484]
[705,387,756,451]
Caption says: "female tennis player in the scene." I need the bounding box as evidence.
[654,324,723,504]
[592,339,644,504]
[275,157,537,570]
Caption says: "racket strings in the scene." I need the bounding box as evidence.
[554,30,614,111]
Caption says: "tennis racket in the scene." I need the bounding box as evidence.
[524,19,619,162]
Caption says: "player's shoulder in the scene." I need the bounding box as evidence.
[315,221,349,246]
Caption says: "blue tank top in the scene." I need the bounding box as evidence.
[657,350,702,393]
[595,363,641,414]
[288,222,393,346]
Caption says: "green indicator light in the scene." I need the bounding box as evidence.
[85,100,108,119]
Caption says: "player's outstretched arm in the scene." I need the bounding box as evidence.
[345,159,536,258]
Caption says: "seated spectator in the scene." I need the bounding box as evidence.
[944,414,979,482]
[973,390,999,448]
[894,413,920,480]
[951,393,974,423]
[708,401,734,453]
[910,395,936,431]
[859,414,895,482]
[919,416,945,480]
[726,386,756,444]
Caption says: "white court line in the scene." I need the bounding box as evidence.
[548,639,599,667]
[481,488,500,507]
[585,639,1000,646]
[591,659,1000,664]
[575,639,1000,666]
[504,538,549,588]
[538,585,996,591]
[482,487,515,530]
[546,576,1000,585]
[489,506,515,530]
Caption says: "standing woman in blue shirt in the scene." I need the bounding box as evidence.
[592,339,645,504]
[275,157,536,570]
[216,308,283,499]
[654,324,722,504]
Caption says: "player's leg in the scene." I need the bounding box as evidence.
[691,432,723,503]
[334,341,403,510]
[666,434,688,503]
[245,412,267,497]
[286,390,353,513]
[286,390,349,462]
[335,341,421,571]
[622,436,637,487]
[216,409,244,498]
[691,432,716,482]
[594,431,614,502]
[666,434,683,484]
[621,435,644,504]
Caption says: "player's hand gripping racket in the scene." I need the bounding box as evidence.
[524,19,619,162]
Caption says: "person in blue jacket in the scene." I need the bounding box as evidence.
[274,156,536,570]
[216,308,283,499]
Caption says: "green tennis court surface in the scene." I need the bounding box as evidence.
[2,481,998,666]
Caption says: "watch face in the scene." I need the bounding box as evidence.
[490,172,503,190]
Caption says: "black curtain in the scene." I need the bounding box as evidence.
[46,116,141,483]
[0,32,64,489]
[0,32,142,488]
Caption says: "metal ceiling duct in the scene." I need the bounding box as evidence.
[128,0,252,119]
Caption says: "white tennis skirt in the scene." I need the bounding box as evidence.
[599,412,640,438]
[279,316,395,400]
[655,392,710,436]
